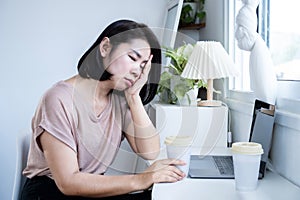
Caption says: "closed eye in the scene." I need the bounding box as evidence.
[129,49,150,69]
[129,54,147,69]
[128,55,136,61]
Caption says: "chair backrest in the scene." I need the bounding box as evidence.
[12,132,30,200]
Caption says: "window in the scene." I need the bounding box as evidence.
[268,0,300,80]
[230,0,251,91]
[231,0,300,92]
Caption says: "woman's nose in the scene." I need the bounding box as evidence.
[131,64,142,78]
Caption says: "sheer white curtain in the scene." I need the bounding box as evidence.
[235,0,277,104]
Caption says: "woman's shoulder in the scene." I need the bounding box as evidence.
[32,81,75,126]
[42,81,74,106]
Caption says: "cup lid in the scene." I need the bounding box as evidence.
[231,142,264,155]
[164,135,192,146]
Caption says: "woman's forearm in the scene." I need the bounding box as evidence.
[58,172,151,197]
[126,94,160,159]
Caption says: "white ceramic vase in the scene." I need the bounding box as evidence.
[177,87,198,106]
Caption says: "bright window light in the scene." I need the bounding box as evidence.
[269,0,300,80]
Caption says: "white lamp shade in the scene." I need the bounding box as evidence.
[181,41,239,79]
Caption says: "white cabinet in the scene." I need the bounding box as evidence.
[150,104,228,154]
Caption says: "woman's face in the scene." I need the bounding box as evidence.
[102,39,151,90]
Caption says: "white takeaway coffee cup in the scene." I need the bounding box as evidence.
[165,135,192,175]
[231,142,264,191]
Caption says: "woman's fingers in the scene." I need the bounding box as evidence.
[157,158,186,167]
[146,159,187,183]
[152,166,185,183]
[142,54,153,77]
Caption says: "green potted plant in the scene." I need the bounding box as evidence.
[195,0,206,24]
[157,43,206,105]
[180,0,206,26]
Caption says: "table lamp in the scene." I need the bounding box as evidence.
[181,41,239,106]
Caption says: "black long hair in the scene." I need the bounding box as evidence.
[77,19,161,105]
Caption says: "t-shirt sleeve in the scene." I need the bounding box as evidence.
[32,86,77,152]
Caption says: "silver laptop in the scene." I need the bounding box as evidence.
[189,99,275,179]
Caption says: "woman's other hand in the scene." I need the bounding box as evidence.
[134,159,186,190]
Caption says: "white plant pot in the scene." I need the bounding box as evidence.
[177,87,198,106]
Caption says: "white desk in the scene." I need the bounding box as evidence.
[151,148,300,200]
[152,170,300,200]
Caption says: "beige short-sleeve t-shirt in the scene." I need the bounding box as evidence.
[23,81,131,178]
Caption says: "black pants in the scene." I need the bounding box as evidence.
[21,176,152,200]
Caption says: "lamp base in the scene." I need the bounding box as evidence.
[197,100,222,107]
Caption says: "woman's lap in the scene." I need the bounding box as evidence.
[21,176,151,200]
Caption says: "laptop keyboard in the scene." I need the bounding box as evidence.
[213,156,234,175]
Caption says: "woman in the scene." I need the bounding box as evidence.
[21,19,186,200]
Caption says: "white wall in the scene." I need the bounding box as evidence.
[0,0,167,199]
[271,97,300,187]
[199,0,226,44]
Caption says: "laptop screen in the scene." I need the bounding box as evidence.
[249,99,275,140]
[249,99,275,178]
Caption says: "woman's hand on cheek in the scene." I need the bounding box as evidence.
[125,55,153,101]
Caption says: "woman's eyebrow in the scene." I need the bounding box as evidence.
[130,49,142,58]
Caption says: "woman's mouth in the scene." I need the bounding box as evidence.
[124,78,134,87]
